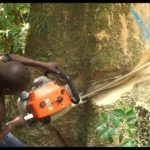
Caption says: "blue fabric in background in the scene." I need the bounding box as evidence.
[0,132,25,147]
[131,8,150,40]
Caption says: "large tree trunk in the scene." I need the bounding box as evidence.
[20,3,95,147]
[12,3,150,147]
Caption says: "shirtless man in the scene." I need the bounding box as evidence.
[0,54,60,147]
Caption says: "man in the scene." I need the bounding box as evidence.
[0,54,60,147]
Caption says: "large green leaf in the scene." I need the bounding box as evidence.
[111,109,126,127]
[108,113,120,127]
[112,109,126,118]
[99,126,115,140]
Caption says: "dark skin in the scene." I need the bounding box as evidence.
[0,54,60,140]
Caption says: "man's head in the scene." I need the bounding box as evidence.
[0,61,31,95]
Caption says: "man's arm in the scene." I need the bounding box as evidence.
[0,121,15,140]
[0,54,60,74]
[0,116,26,140]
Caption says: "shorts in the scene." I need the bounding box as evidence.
[0,132,25,147]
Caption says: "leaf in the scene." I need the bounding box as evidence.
[100,126,115,140]
[124,107,131,113]
[126,109,136,119]
[126,109,137,127]
[96,123,107,132]
[111,109,126,126]
[127,128,136,137]
[112,109,126,118]
[109,113,121,127]
[127,130,132,137]
[95,122,104,128]
[121,140,136,147]
[101,112,116,123]
[100,113,109,122]
[127,117,137,126]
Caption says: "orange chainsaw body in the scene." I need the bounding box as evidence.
[28,82,72,119]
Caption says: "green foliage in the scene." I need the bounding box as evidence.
[96,104,138,147]
[29,4,61,36]
[0,3,30,54]
[30,12,53,35]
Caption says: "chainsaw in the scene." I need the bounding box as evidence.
[17,60,149,125]
[17,71,88,125]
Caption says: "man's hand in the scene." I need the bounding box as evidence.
[0,116,26,140]
[5,116,26,129]
[44,62,60,74]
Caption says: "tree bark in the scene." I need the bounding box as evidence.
[12,3,150,147]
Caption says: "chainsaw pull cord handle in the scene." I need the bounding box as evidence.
[44,70,80,104]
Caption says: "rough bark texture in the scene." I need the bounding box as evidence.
[9,3,150,147]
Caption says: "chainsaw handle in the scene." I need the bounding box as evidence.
[60,71,80,104]
[44,70,80,104]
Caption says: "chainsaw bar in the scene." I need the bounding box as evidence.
[79,61,150,102]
